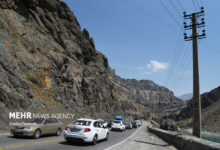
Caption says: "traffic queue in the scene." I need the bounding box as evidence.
[10,116,142,145]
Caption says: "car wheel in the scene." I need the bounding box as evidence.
[105,132,109,141]
[56,128,61,136]
[92,135,98,145]
[33,129,41,139]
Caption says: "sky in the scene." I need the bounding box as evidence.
[62,0,220,96]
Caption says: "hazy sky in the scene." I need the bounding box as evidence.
[62,0,220,96]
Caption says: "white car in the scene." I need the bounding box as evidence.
[97,119,108,128]
[111,120,126,132]
[136,120,142,126]
[64,118,109,145]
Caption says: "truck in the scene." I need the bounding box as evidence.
[115,116,124,120]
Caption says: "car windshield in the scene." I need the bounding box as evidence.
[32,118,45,124]
[113,120,121,124]
[74,120,92,126]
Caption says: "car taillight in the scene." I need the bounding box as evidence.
[65,127,67,130]
[84,128,91,132]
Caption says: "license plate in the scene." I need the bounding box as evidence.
[14,131,23,134]
[70,128,81,132]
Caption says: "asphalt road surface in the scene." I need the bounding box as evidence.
[108,122,176,150]
[0,126,141,150]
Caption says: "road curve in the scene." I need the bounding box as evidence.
[0,126,141,150]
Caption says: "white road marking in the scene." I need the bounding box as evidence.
[105,123,146,150]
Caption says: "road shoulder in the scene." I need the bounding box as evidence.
[107,121,176,150]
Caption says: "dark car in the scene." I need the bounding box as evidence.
[131,121,137,128]
[107,120,113,127]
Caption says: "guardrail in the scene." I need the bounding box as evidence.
[148,127,220,150]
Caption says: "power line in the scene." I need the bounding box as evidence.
[173,55,192,89]
[195,0,201,8]
[120,0,180,32]
[158,0,182,30]
[169,0,183,18]
[199,0,204,7]
[166,41,185,86]
[171,43,192,87]
[166,35,185,86]
[167,32,183,76]
[173,39,202,89]
[176,0,185,12]
[192,0,198,11]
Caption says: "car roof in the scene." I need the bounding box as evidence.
[77,118,94,121]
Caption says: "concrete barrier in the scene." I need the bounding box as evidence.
[148,127,220,150]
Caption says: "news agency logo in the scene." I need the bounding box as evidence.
[9,112,75,119]
[9,112,32,119]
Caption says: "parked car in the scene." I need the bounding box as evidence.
[136,120,142,126]
[124,119,132,129]
[64,118,109,145]
[11,118,63,139]
[111,120,126,132]
[107,120,113,128]
[131,120,137,128]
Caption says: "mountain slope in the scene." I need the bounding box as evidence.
[0,0,183,126]
[109,69,184,116]
[176,86,220,132]
[0,0,122,124]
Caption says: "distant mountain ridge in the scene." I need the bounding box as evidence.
[109,69,185,115]
[178,93,193,101]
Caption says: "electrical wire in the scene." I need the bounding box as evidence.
[120,0,180,32]
[192,0,198,11]
[176,0,185,12]
[195,0,201,8]
[169,0,183,18]
[199,0,204,7]
[170,43,192,88]
[165,34,185,86]
[173,55,192,89]
[158,0,182,30]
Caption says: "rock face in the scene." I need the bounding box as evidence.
[109,69,184,116]
[0,0,119,121]
[0,0,183,125]
[176,86,220,132]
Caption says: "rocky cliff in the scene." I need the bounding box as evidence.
[109,69,184,116]
[0,0,183,126]
[0,0,121,124]
[176,86,220,132]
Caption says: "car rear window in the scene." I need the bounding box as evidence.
[74,120,91,126]
[113,120,121,124]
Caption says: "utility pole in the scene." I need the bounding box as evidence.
[183,7,206,138]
